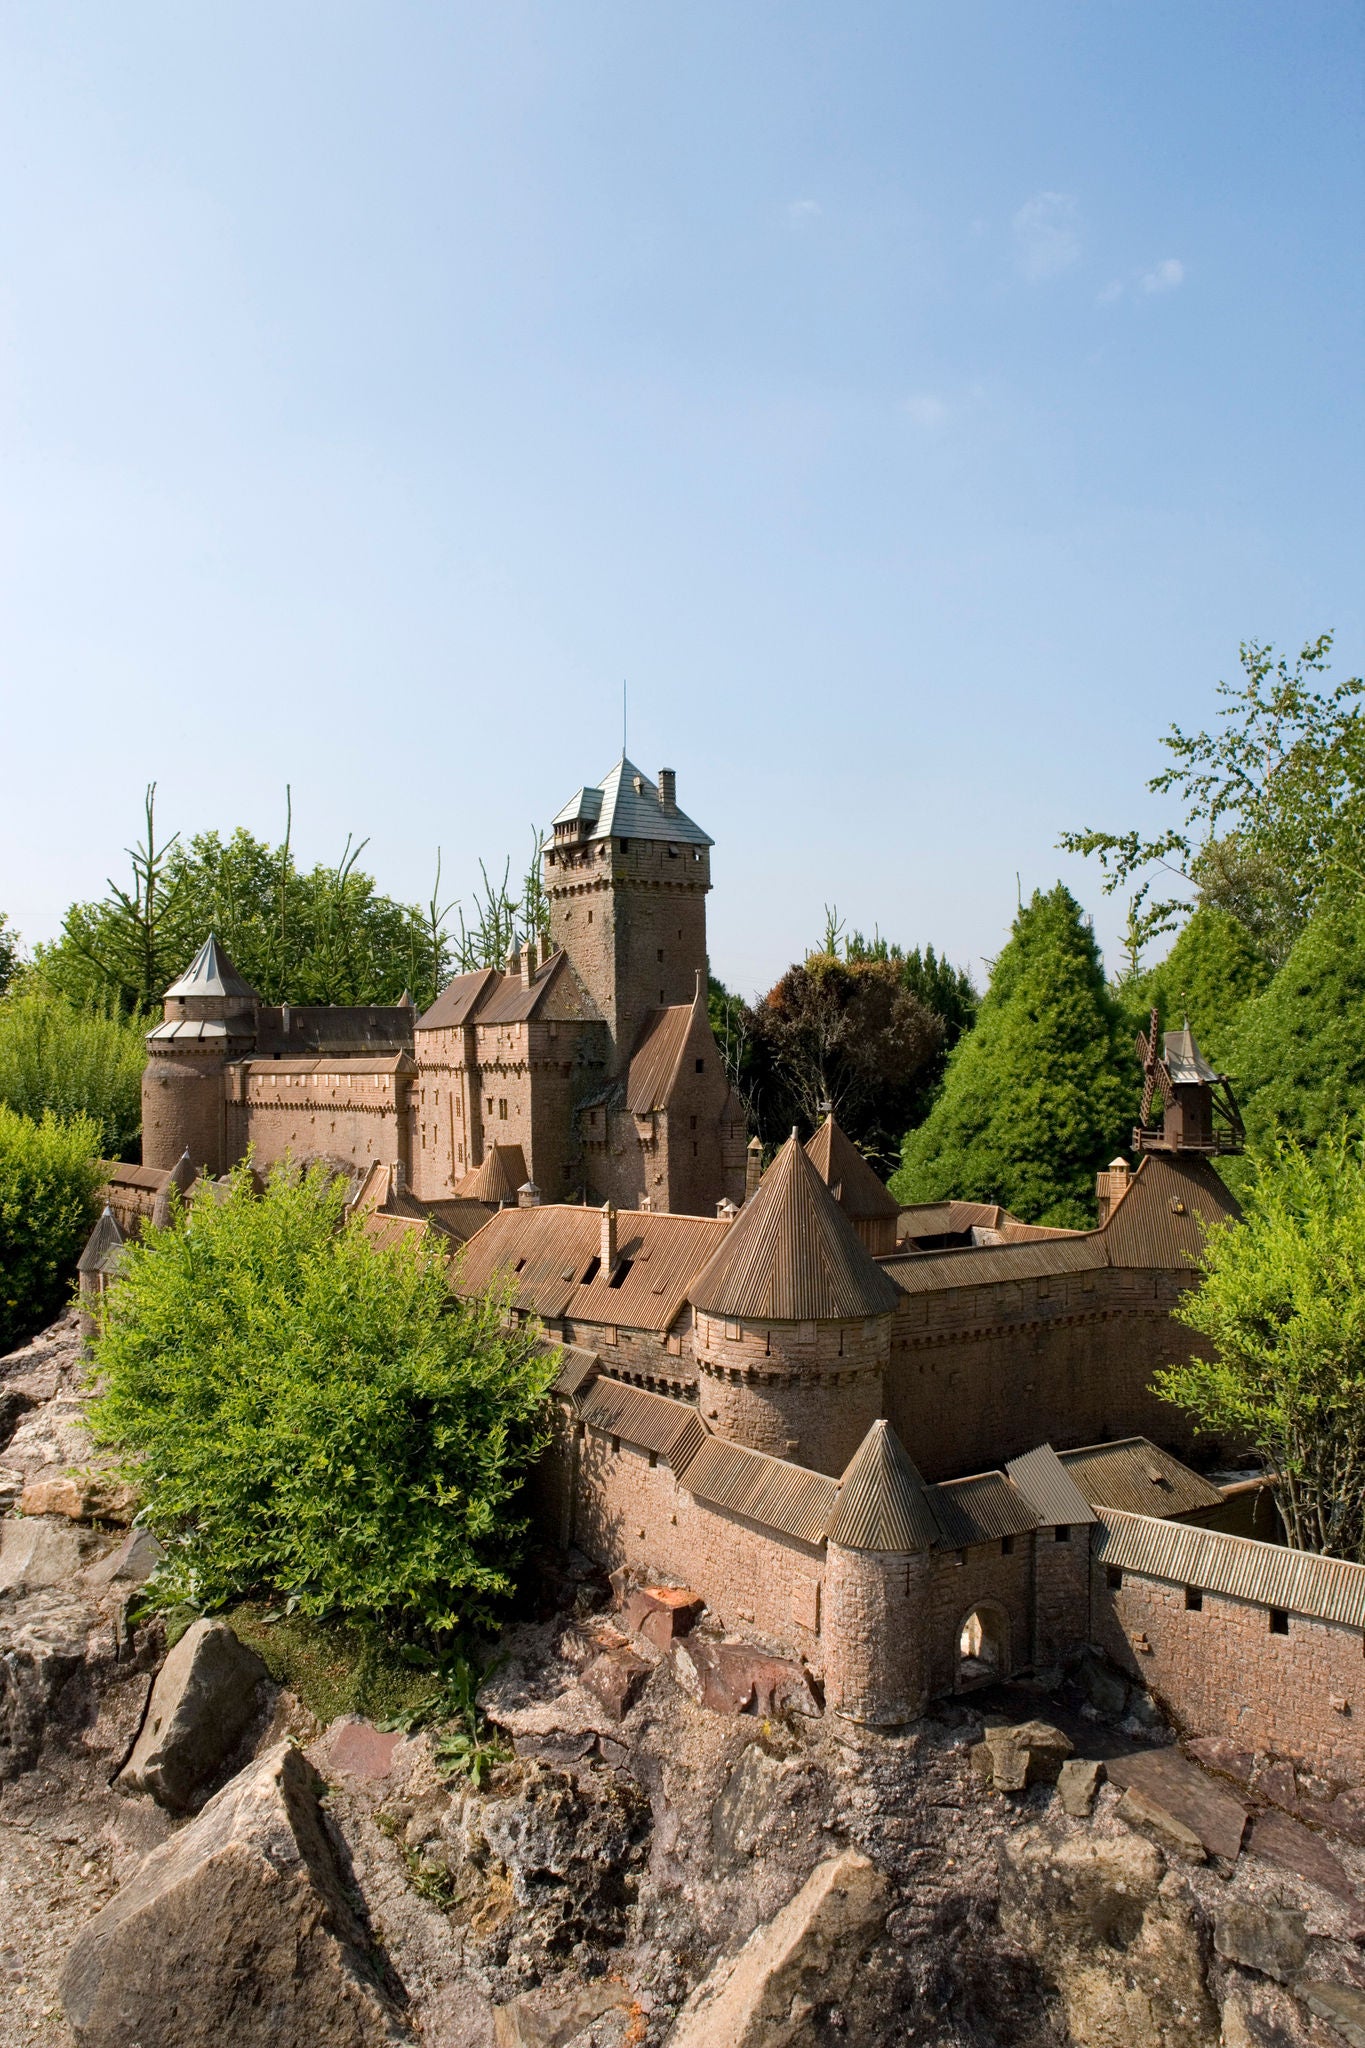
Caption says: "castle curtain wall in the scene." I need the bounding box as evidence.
[224,1064,411,1178]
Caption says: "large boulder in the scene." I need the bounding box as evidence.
[973,1718,1073,1793]
[59,1741,412,2047]
[667,1849,889,2048]
[119,1618,270,1811]
[669,1636,820,1718]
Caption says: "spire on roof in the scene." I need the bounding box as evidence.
[689,1130,900,1322]
[77,1204,126,1277]
[162,934,257,1002]
[827,1420,943,1553]
[152,1148,200,1228]
[804,1114,899,1223]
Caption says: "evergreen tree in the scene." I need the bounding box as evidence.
[1231,894,1365,1153]
[1128,904,1272,1071]
[890,885,1131,1228]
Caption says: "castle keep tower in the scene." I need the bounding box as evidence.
[688,1132,901,1475]
[142,936,258,1175]
[543,759,712,1074]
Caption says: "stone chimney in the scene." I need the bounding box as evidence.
[520,938,536,987]
[518,1180,541,1208]
[658,767,676,812]
[745,1135,764,1203]
[639,1193,653,1213]
[505,942,520,981]
[600,1201,617,1273]
[1096,1155,1130,1227]
[716,1196,738,1221]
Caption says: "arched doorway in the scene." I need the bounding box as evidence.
[956,1604,1009,1689]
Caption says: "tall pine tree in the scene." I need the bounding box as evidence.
[890,885,1131,1228]
[1128,904,1271,1071]
[1231,894,1365,1152]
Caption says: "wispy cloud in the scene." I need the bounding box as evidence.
[1012,192,1081,282]
[1140,257,1185,295]
[787,198,822,229]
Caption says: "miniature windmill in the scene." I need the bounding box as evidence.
[1132,1007,1244,1156]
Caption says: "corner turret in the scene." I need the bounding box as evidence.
[142,936,258,1174]
[823,1420,941,1723]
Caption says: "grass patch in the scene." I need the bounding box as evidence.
[224,1602,441,1727]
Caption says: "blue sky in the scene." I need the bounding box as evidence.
[1,3,1361,997]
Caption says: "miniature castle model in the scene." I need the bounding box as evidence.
[140,759,747,1215]
[108,760,1365,1785]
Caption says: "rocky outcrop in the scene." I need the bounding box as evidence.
[973,1717,1073,1792]
[59,1742,412,2048]
[118,1617,271,1811]
[667,1849,889,2048]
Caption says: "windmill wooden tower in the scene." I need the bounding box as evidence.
[1133,1009,1244,1156]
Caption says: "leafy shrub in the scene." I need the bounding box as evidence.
[0,1106,103,1351]
[0,987,147,1157]
[91,1162,557,1640]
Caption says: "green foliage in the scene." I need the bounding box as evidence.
[1159,1131,1365,1560]
[35,787,551,1015]
[0,987,148,1157]
[0,1107,103,1352]
[844,932,978,1127]
[224,1603,456,1725]
[1126,904,1272,1073]
[0,913,20,996]
[90,1162,558,1639]
[891,885,1131,1228]
[1062,634,1364,972]
[1229,895,1365,1155]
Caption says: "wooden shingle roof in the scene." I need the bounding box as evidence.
[453,1203,730,1332]
[804,1116,899,1223]
[1059,1437,1224,1519]
[681,1435,839,1547]
[689,1133,900,1322]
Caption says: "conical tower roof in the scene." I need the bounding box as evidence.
[457,1144,528,1205]
[1162,1018,1221,1086]
[804,1115,899,1223]
[828,1419,943,1552]
[163,934,256,1002]
[77,1205,126,1277]
[690,1131,900,1322]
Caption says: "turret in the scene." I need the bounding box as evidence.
[823,1421,940,1724]
[804,1114,900,1256]
[688,1132,900,1475]
[142,936,258,1175]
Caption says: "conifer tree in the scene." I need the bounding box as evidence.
[890,885,1131,1228]
[1231,895,1365,1153]
[1128,903,1272,1070]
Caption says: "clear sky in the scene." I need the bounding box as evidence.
[1,3,1361,997]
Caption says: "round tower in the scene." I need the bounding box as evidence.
[688,1132,900,1476]
[823,1421,937,1724]
[141,936,258,1175]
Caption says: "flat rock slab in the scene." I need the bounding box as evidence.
[1298,1980,1365,2047]
[1117,1785,1207,1864]
[60,1741,412,2048]
[119,1618,270,1811]
[670,1637,820,1719]
[1106,1747,1248,1860]
[325,1719,405,1782]
[84,1526,165,1590]
[1213,1901,1307,1984]
[0,1515,88,1594]
[1247,1808,1358,1902]
[493,1979,633,2047]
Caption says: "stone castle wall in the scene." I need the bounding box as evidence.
[546,836,710,1069]
[693,1315,889,1476]
[222,1064,411,1178]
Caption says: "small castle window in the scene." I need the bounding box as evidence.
[1270,1608,1290,1635]
[1053,1525,1071,1543]
[657,949,664,962]
[588,910,593,923]
[725,1322,740,1341]
[1001,1536,1014,1556]
[695,1058,705,1073]
[499,1098,508,1119]
[1185,1587,1202,1611]
[1106,1565,1123,1589]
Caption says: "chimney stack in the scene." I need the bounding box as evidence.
[745,1135,764,1203]
[658,767,676,811]
[600,1200,617,1274]
[521,938,536,987]
[716,1196,738,1221]
[518,1180,541,1208]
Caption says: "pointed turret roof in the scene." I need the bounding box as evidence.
[547,756,712,849]
[689,1131,900,1321]
[828,1420,944,1552]
[163,934,256,1002]
[456,1143,528,1205]
[77,1205,126,1277]
[1163,1019,1222,1086]
[804,1115,899,1224]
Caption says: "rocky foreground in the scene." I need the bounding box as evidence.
[4,1314,1365,2046]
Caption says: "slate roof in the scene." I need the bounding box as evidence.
[827,1421,944,1552]
[1059,1437,1225,1519]
[1164,1020,1222,1086]
[804,1117,899,1223]
[77,1206,125,1277]
[1096,1509,1365,1629]
[162,934,257,1002]
[689,1133,901,1322]
[1005,1444,1098,1528]
[548,756,712,849]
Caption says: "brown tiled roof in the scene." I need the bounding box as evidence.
[359,1212,432,1251]
[883,1235,1108,1295]
[930,1471,1038,1548]
[100,1162,171,1193]
[452,1203,729,1332]
[1100,1151,1240,1268]
[551,1343,600,1397]
[77,1206,125,1277]
[1096,1510,1365,1628]
[253,1007,415,1055]
[413,1196,496,1244]
[1059,1437,1224,1518]
[690,1133,900,1322]
[415,967,501,1032]
[456,1145,528,1204]
[804,1117,899,1222]
[240,1054,415,1076]
[577,1378,707,1468]
[828,1421,943,1552]
[478,951,567,1026]
[681,1435,839,1547]
[1005,1444,1098,1528]
[626,1000,698,1114]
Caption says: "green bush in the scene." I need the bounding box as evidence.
[0,1106,103,1352]
[0,987,147,1157]
[90,1162,557,1640]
